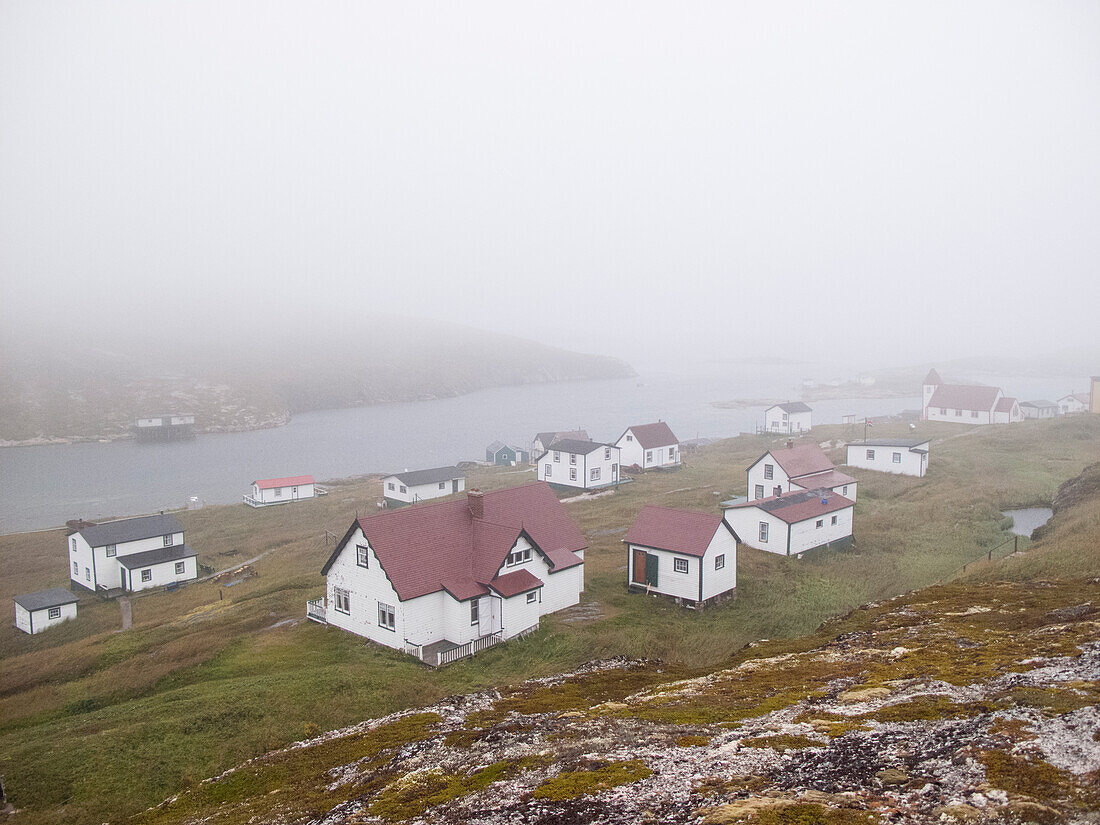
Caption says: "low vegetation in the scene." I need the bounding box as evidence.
[2,415,1099,823]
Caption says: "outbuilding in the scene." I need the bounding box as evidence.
[845,438,930,477]
[615,422,680,470]
[764,403,812,434]
[1019,401,1058,420]
[722,488,854,557]
[486,442,529,466]
[536,439,620,490]
[383,466,466,504]
[245,475,316,507]
[13,588,79,634]
[624,505,737,608]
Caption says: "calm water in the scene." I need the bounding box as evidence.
[0,364,920,533]
[1002,508,1054,537]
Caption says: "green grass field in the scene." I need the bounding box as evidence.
[2,414,1099,824]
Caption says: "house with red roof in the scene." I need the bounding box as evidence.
[722,488,854,557]
[623,505,737,607]
[921,369,1022,424]
[244,475,316,507]
[311,483,585,666]
[615,422,681,470]
[747,441,857,502]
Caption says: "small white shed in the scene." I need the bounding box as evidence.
[14,588,79,634]
[245,475,316,507]
[764,403,812,434]
[845,438,930,477]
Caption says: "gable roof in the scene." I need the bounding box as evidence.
[79,513,183,548]
[927,384,1001,412]
[756,443,835,480]
[768,402,812,414]
[724,488,854,524]
[321,483,585,602]
[254,475,314,490]
[13,587,79,611]
[547,438,609,455]
[620,421,678,449]
[994,397,1018,413]
[623,505,731,558]
[486,440,507,453]
[793,469,857,489]
[488,568,544,598]
[535,429,588,447]
[924,368,943,385]
[386,466,464,487]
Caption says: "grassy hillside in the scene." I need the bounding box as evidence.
[1,414,1099,823]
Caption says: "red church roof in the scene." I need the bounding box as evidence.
[928,384,1001,412]
[321,482,585,602]
[623,505,731,557]
[254,475,314,489]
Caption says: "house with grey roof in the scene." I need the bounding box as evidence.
[764,402,813,434]
[14,588,79,634]
[845,437,931,477]
[68,512,198,595]
[535,438,620,491]
[1020,400,1058,420]
[382,466,466,505]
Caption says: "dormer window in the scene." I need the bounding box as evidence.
[507,547,532,566]
[163,534,173,547]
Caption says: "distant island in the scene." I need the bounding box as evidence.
[0,319,635,446]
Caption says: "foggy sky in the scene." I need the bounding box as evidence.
[2,1,1098,370]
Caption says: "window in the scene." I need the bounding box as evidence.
[674,558,689,574]
[892,452,902,463]
[669,447,676,459]
[764,464,774,480]
[71,538,76,552]
[755,484,765,499]
[626,434,633,441]
[48,606,61,620]
[554,451,560,462]
[774,486,782,497]
[470,601,479,625]
[866,449,875,460]
[175,561,186,574]
[715,554,725,570]
[604,447,611,460]
[333,587,350,614]
[831,515,838,525]
[971,410,979,418]
[378,602,396,631]
[106,544,116,557]
[570,468,577,481]
[544,464,552,477]
[955,409,962,417]
[645,450,653,463]
[526,591,538,604]
[388,482,395,490]
[842,485,848,495]
[940,408,947,415]
[163,534,173,547]
[816,519,823,529]
[399,485,406,494]
[439,481,446,490]
[141,569,152,582]
[759,522,769,542]
[274,487,282,497]
[507,548,532,566]
[782,413,789,421]
[590,467,601,481]
[85,567,91,581]
[569,453,577,465]
[356,544,369,568]
[73,561,79,575]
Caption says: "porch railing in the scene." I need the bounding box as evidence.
[306,598,326,623]
[438,630,504,666]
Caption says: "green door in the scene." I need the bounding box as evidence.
[645,552,659,587]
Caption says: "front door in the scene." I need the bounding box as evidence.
[644,552,659,587]
[452,479,459,493]
[487,596,502,633]
[632,549,648,585]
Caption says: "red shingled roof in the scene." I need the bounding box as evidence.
[928,384,1001,412]
[488,568,544,598]
[793,468,857,489]
[621,422,679,449]
[623,505,730,557]
[995,397,1017,413]
[724,488,854,524]
[321,482,585,601]
[254,475,314,489]
[765,444,835,479]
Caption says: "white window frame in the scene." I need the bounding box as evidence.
[816,519,823,529]
[570,468,577,481]
[356,544,369,568]
[569,453,577,465]
[842,485,848,495]
[755,484,764,500]
[48,606,62,619]
[71,538,76,552]
[377,602,396,631]
[764,463,774,480]
[163,534,173,547]
[388,482,395,490]
[333,587,350,614]
[73,561,79,575]
[626,434,633,442]
[470,600,479,625]
[85,567,91,581]
[590,467,601,481]
[715,554,725,570]
[400,485,407,494]
[674,557,689,574]
[526,590,538,604]
[439,481,446,490]
[175,561,186,574]
[141,569,152,582]
[759,522,769,542]
[866,449,875,460]
[544,464,552,477]
[831,515,838,525]
[274,487,282,497]
[507,548,532,567]
[892,452,902,463]
[106,544,116,557]
[645,450,653,463]
[554,451,560,462]
[604,447,611,460]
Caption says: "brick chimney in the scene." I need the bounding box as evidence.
[468,489,484,519]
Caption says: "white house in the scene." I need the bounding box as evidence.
[1057,393,1089,415]
[623,505,737,608]
[747,442,857,502]
[133,413,195,442]
[68,512,198,594]
[536,439,620,490]
[312,483,585,666]
[13,588,79,634]
[722,489,854,557]
[764,403,812,434]
[921,369,1021,424]
[532,429,589,457]
[244,475,316,507]
[615,422,680,470]
[845,438,930,477]
[1019,401,1058,420]
[383,467,465,505]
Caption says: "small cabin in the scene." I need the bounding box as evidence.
[245,475,316,507]
[14,588,79,634]
[486,442,530,466]
[383,466,466,504]
[764,403,812,434]
[845,439,930,477]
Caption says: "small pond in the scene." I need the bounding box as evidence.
[1001,507,1054,538]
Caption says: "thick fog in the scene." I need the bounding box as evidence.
[2,1,1098,370]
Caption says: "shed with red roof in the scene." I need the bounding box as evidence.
[615,422,681,470]
[623,505,737,607]
[245,475,316,507]
[312,483,585,666]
